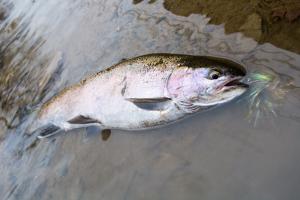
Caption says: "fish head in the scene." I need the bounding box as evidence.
[167,56,248,112]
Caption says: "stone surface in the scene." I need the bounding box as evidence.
[239,13,262,41]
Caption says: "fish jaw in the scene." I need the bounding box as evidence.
[196,77,249,106]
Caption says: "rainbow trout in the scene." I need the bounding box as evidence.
[33,54,248,139]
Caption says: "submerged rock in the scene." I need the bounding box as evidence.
[239,13,262,41]
[143,0,300,54]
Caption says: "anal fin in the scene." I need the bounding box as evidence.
[85,127,111,141]
[101,129,111,141]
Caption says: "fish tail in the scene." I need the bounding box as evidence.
[32,124,63,139]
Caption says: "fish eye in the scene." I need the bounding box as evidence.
[209,70,221,80]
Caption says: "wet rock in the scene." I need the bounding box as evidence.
[0,122,7,141]
[271,9,286,22]
[148,0,157,4]
[239,13,262,41]
[0,7,6,21]
[155,0,300,54]
[163,0,203,17]
[0,4,9,21]
[133,0,143,4]
[297,26,300,35]
[271,8,300,23]
[286,8,300,22]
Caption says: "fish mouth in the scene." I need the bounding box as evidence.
[222,77,249,91]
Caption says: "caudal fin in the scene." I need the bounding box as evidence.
[33,124,63,139]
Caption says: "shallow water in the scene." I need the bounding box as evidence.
[0,0,300,200]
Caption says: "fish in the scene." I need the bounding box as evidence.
[32,53,248,139]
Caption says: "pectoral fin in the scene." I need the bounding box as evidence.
[125,97,172,111]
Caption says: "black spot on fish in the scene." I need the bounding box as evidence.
[121,83,127,96]
[121,76,127,96]
[119,58,128,62]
